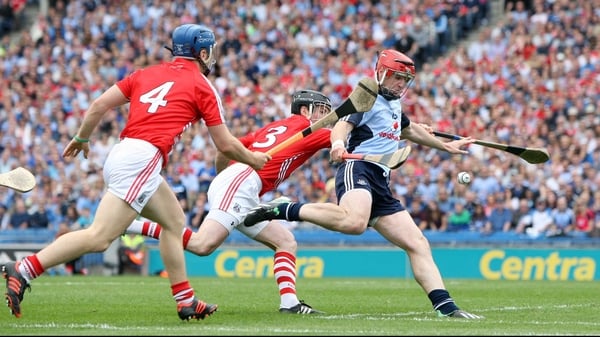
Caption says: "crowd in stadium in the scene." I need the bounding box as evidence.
[0,0,599,243]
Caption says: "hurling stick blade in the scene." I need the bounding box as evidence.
[266,77,378,156]
[342,146,412,169]
[0,167,36,193]
[433,131,550,164]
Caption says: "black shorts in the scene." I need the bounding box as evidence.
[335,160,406,220]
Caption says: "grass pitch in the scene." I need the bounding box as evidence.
[0,276,597,336]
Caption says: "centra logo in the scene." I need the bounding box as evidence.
[480,250,596,281]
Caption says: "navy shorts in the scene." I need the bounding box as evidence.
[335,160,406,220]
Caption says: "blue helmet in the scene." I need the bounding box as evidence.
[169,24,217,74]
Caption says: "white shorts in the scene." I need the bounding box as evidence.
[206,163,268,238]
[103,138,164,213]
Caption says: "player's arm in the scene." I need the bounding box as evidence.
[77,84,128,140]
[329,120,354,162]
[401,122,472,154]
[207,124,270,170]
[214,151,230,174]
[62,84,128,159]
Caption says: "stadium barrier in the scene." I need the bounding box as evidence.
[2,229,599,280]
[144,246,599,281]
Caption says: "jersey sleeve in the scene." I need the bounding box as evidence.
[342,112,365,126]
[116,70,138,100]
[401,113,411,129]
[195,76,226,127]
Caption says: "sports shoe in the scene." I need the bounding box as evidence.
[177,299,218,321]
[438,309,483,319]
[279,300,324,314]
[2,262,31,318]
[243,196,291,227]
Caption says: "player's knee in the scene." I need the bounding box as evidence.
[84,228,114,252]
[343,219,369,235]
[277,236,297,253]
[188,241,217,256]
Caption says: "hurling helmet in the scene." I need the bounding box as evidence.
[375,49,416,100]
[169,24,217,74]
[291,90,332,117]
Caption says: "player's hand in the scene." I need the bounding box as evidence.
[250,152,271,170]
[329,146,347,163]
[443,137,475,154]
[62,138,90,159]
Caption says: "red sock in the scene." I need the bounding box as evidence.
[142,221,161,239]
[182,228,193,249]
[171,280,194,305]
[21,255,45,280]
[274,251,297,296]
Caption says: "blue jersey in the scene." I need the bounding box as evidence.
[340,95,411,172]
[334,95,411,220]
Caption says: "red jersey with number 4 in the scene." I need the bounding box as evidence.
[116,58,225,167]
[238,115,331,196]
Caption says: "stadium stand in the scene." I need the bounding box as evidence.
[0,0,599,274]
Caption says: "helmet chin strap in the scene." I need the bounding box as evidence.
[198,59,210,76]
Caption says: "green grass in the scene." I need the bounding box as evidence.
[0,276,598,336]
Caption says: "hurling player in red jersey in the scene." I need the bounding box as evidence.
[125,89,332,314]
[1,24,270,321]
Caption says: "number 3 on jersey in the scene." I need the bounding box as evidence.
[139,82,174,113]
[252,126,287,149]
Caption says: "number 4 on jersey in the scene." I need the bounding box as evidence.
[139,82,174,113]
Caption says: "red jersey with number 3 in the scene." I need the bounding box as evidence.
[116,58,225,167]
[238,115,331,196]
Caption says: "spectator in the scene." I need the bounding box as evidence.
[74,205,94,230]
[0,203,9,230]
[511,198,532,230]
[470,166,502,204]
[118,233,146,275]
[516,198,553,238]
[547,196,575,237]
[470,203,488,232]
[573,198,594,235]
[482,198,514,234]
[8,197,30,230]
[28,198,51,230]
[188,192,208,231]
[435,186,454,215]
[0,0,15,37]
[417,200,448,232]
[168,172,188,203]
[447,200,471,232]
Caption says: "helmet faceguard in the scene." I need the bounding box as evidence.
[375,49,416,100]
[166,24,218,76]
[291,90,332,122]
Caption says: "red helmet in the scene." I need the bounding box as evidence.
[375,49,416,100]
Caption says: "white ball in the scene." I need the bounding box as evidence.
[457,171,471,184]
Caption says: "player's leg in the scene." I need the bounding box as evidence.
[141,180,217,320]
[184,163,261,255]
[238,220,323,314]
[244,161,373,234]
[2,192,138,318]
[373,213,482,319]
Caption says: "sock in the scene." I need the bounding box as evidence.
[428,289,459,315]
[19,255,45,282]
[172,280,195,306]
[182,227,193,249]
[274,251,298,308]
[127,220,162,239]
[274,202,304,221]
